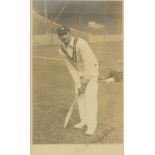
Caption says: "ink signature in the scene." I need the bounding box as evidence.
[92,127,115,143]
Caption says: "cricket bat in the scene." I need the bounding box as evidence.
[64,94,80,128]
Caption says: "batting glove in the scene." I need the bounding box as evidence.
[78,79,90,94]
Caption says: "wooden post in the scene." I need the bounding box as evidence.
[44,0,48,19]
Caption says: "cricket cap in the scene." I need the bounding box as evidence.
[57,26,70,35]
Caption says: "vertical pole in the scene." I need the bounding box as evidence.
[104,14,108,42]
[44,0,48,19]
[44,0,48,44]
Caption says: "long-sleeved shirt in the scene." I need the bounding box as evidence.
[59,36,99,88]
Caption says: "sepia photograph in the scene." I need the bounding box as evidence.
[32,0,123,146]
[2,0,155,155]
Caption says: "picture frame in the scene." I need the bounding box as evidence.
[31,0,123,154]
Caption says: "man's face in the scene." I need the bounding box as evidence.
[58,32,71,45]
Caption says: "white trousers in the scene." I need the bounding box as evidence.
[75,78,98,130]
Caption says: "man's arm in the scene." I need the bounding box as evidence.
[64,59,81,89]
[59,48,81,92]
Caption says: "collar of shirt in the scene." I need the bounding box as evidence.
[61,37,75,58]
[62,37,75,49]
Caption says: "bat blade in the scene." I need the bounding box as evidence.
[64,95,79,128]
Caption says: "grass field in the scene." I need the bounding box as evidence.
[32,41,123,144]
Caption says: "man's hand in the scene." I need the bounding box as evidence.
[78,79,89,94]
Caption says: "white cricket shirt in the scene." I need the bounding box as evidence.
[59,37,99,87]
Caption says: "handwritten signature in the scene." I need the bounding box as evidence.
[92,127,115,143]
